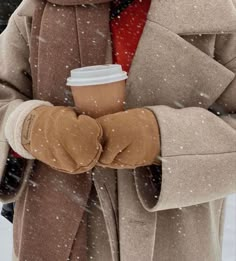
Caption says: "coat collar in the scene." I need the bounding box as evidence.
[17,0,38,17]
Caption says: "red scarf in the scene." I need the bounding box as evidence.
[111,0,151,72]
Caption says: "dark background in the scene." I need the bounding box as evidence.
[0,0,22,32]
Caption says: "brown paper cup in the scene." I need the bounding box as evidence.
[67,65,128,118]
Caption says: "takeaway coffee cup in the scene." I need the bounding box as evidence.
[66,64,128,118]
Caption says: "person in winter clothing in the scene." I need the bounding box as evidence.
[0,0,236,260]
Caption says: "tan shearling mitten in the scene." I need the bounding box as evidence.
[22,106,103,174]
[96,108,161,169]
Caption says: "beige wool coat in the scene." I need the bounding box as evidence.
[0,0,236,260]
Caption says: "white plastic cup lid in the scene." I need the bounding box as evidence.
[66,64,128,87]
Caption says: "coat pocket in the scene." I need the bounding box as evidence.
[93,167,119,261]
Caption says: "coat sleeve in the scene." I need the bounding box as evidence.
[0,12,32,138]
[134,33,236,212]
[0,12,32,201]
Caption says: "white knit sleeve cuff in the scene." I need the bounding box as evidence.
[4,100,53,159]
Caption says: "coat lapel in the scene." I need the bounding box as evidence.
[125,20,235,111]
[125,0,236,111]
[148,0,236,35]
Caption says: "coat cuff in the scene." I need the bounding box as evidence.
[134,152,236,211]
[134,105,236,211]
[4,100,53,159]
